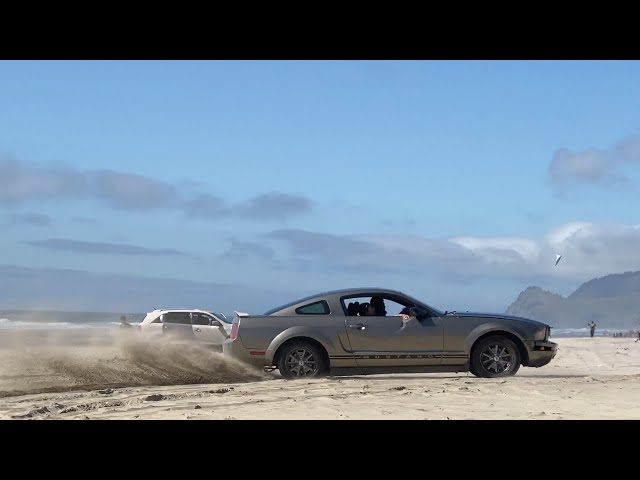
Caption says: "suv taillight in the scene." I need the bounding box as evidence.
[230,319,240,340]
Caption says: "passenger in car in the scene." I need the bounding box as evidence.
[347,302,361,316]
[360,300,410,321]
[359,302,376,316]
[370,296,387,315]
[398,307,413,322]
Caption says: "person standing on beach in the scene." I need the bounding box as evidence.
[119,315,132,328]
[588,320,596,338]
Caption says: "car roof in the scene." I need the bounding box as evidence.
[263,287,418,315]
[147,308,212,314]
[315,287,407,297]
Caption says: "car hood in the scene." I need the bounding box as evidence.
[453,311,549,328]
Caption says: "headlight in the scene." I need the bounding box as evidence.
[534,326,548,341]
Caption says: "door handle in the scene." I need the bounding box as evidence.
[194,328,201,332]
[349,323,366,330]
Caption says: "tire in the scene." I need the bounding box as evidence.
[470,335,521,378]
[277,340,327,379]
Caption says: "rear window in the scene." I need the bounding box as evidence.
[144,312,163,324]
[295,300,330,315]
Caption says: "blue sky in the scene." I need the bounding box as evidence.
[2,60,640,313]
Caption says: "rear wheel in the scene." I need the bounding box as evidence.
[470,336,521,378]
[277,341,327,379]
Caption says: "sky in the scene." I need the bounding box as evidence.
[1,60,640,314]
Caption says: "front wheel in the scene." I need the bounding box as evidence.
[277,341,327,379]
[470,336,521,378]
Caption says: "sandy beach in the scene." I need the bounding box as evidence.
[1,331,639,420]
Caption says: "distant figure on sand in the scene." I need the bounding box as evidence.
[119,315,132,328]
[588,321,596,338]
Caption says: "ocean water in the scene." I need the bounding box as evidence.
[1,313,636,338]
[0,310,235,331]
[550,327,638,338]
[0,311,145,330]
[0,318,124,330]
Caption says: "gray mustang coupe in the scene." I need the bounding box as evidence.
[223,288,557,379]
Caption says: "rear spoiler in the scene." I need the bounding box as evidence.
[230,311,250,339]
[232,311,250,322]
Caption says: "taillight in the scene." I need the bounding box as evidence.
[230,319,240,340]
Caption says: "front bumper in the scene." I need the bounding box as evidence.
[525,340,558,367]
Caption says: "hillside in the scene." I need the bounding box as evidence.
[506,272,640,328]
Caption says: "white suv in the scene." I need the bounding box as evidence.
[137,309,232,346]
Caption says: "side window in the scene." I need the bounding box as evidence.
[343,296,412,316]
[163,312,192,325]
[207,315,223,325]
[192,313,210,326]
[295,300,330,315]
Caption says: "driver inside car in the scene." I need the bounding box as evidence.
[364,297,411,321]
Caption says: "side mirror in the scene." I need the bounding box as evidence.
[409,307,429,321]
[209,318,221,327]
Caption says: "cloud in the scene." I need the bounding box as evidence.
[23,238,187,257]
[232,193,313,221]
[268,229,479,276]
[7,221,640,313]
[0,155,87,205]
[91,169,180,209]
[184,193,228,219]
[267,222,640,283]
[523,211,544,224]
[549,134,640,193]
[0,155,313,222]
[381,218,416,228]
[185,192,312,222]
[0,155,175,208]
[0,264,294,313]
[71,216,100,225]
[220,238,276,261]
[269,229,378,257]
[449,236,540,264]
[7,213,52,227]
[541,221,640,279]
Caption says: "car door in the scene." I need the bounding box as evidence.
[161,312,194,340]
[345,314,444,367]
[191,313,229,345]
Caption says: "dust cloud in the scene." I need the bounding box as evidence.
[0,328,269,398]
